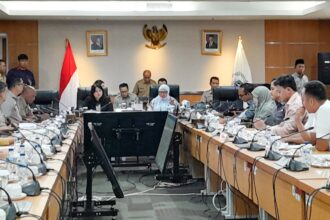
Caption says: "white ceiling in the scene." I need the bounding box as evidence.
[0,0,329,20]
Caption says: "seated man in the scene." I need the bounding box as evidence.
[150,84,179,112]
[113,83,139,109]
[295,81,330,151]
[0,82,14,132]
[158,78,167,85]
[0,78,24,127]
[270,75,303,137]
[238,83,255,121]
[17,85,36,121]
[201,76,219,104]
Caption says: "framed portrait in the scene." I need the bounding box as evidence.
[86,30,108,56]
[201,30,222,56]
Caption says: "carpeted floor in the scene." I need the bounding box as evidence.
[72,164,225,220]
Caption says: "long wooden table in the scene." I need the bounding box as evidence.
[178,120,330,220]
[12,121,83,220]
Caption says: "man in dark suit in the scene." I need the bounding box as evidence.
[206,35,218,49]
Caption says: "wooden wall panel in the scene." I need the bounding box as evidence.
[0,21,39,87]
[265,20,330,83]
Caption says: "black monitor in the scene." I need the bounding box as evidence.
[149,84,180,103]
[83,111,168,157]
[88,122,124,198]
[212,86,243,112]
[155,114,177,174]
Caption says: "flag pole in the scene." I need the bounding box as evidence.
[65,38,69,48]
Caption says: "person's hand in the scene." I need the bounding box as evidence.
[169,97,176,105]
[0,125,15,132]
[219,117,226,124]
[294,107,305,125]
[254,119,266,130]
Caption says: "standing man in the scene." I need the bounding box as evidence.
[0,60,6,83]
[17,85,36,121]
[0,78,24,126]
[114,83,139,109]
[7,54,35,87]
[201,76,219,104]
[292,58,308,94]
[133,70,156,98]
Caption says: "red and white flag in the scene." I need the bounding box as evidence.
[59,40,79,112]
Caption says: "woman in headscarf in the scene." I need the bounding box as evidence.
[83,83,113,111]
[252,86,276,123]
[150,84,179,112]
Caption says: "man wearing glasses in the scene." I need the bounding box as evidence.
[0,78,24,126]
[238,83,256,121]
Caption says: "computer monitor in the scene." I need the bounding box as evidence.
[84,111,168,157]
[149,84,180,103]
[88,122,124,198]
[155,114,177,174]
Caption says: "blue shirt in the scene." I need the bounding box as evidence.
[7,67,35,86]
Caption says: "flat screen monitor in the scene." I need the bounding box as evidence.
[88,122,124,198]
[149,84,180,103]
[155,114,177,174]
[84,111,168,157]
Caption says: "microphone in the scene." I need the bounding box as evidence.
[249,117,289,152]
[265,126,314,161]
[232,126,248,144]
[34,123,62,146]
[1,159,41,196]
[287,132,330,172]
[0,187,17,220]
[17,131,48,175]
[20,128,56,154]
[101,101,113,111]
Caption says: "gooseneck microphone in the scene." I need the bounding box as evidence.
[1,159,41,196]
[232,126,248,144]
[0,186,17,220]
[265,126,314,161]
[249,118,290,152]
[287,132,330,172]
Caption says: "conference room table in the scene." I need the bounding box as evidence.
[2,121,83,220]
[177,119,330,220]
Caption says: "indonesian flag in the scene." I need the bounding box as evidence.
[232,36,252,85]
[59,40,79,112]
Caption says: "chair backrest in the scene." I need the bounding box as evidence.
[77,87,109,109]
[149,84,180,103]
[34,89,59,109]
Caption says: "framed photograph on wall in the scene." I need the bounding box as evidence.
[86,30,108,56]
[201,30,222,56]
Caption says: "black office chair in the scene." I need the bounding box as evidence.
[149,84,180,103]
[33,89,59,111]
[76,87,109,109]
[212,86,243,113]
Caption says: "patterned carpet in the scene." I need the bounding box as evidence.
[74,166,225,220]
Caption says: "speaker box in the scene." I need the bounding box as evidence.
[318,52,330,84]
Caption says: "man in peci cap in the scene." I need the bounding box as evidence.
[292,58,308,94]
[7,54,35,87]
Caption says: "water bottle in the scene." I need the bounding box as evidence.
[6,148,16,178]
[302,146,312,166]
[19,144,25,155]
[17,153,29,184]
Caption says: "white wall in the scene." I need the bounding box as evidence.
[39,20,264,93]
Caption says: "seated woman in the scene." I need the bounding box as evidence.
[0,82,15,132]
[83,83,113,111]
[254,80,285,129]
[251,86,276,126]
[150,84,179,112]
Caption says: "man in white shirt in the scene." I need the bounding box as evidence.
[292,58,308,94]
[299,80,330,151]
